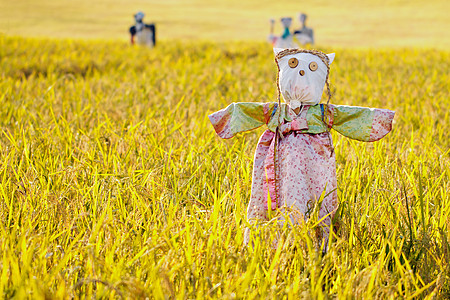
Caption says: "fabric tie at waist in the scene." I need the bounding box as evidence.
[279,117,309,136]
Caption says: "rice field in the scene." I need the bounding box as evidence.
[0,35,449,298]
[1,0,449,48]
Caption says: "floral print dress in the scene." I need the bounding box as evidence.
[209,102,395,245]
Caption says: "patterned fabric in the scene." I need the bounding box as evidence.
[209,102,395,247]
[210,102,394,141]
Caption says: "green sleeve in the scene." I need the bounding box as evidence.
[209,102,278,139]
[331,105,395,142]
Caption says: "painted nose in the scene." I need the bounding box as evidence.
[299,70,305,76]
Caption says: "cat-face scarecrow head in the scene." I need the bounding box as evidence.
[274,48,335,109]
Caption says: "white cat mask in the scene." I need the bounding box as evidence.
[274,48,335,109]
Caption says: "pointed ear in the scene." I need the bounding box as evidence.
[327,53,335,65]
[273,48,284,56]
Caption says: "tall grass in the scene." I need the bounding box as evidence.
[0,35,449,298]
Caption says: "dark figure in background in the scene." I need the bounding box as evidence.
[129,11,156,47]
[294,13,314,45]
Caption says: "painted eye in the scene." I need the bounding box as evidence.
[309,62,318,71]
[288,57,298,68]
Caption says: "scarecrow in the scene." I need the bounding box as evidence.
[209,49,395,249]
[293,13,314,46]
[268,17,297,49]
[129,11,156,47]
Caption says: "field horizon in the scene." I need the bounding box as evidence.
[0,0,449,48]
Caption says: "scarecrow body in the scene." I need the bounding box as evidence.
[209,49,395,247]
[268,17,297,49]
[129,11,156,47]
[293,13,314,46]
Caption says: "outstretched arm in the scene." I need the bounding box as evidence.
[129,26,136,44]
[145,24,156,46]
[209,102,277,139]
[330,105,395,142]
